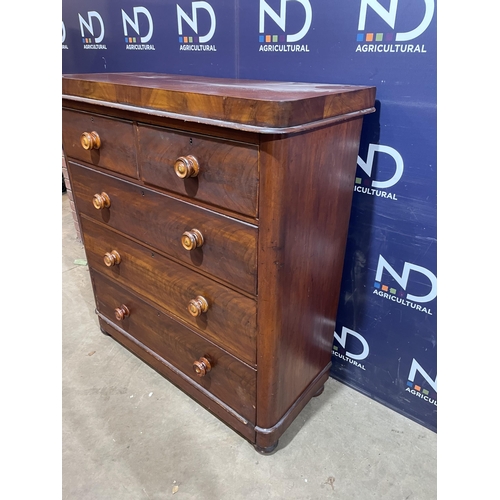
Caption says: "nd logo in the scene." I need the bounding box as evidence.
[358,0,435,41]
[122,7,154,43]
[78,11,105,43]
[334,326,369,361]
[375,255,437,303]
[177,1,216,43]
[357,144,404,189]
[259,0,312,42]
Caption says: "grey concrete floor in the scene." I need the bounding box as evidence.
[62,193,437,500]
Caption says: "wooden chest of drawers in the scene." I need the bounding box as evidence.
[62,73,376,454]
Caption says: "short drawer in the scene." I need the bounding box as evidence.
[81,216,257,366]
[69,161,258,294]
[92,271,256,423]
[62,108,137,178]
[137,124,259,217]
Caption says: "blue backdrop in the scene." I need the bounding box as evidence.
[63,0,437,432]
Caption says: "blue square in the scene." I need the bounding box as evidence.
[374,282,381,289]
[357,33,364,42]
[82,38,86,43]
[407,381,413,388]
[179,36,183,43]
[125,37,129,43]
[259,35,264,43]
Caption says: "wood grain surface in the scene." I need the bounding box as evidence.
[62,72,376,128]
[69,161,258,294]
[82,216,257,365]
[92,271,256,422]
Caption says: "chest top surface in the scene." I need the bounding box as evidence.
[62,72,376,132]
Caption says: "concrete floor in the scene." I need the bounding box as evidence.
[62,193,437,500]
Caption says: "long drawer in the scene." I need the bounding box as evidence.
[92,271,257,422]
[81,216,257,366]
[69,161,258,294]
[137,124,259,217]
[62,109,138,178]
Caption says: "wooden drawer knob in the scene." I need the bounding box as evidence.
[93,192,111,210]
[104,250,121,267]
[193,356,212,377]
[181,229,204,250]
[188,296,209,317]
[114,304,130,321]
[174,155,199,179]
[81,131,101,150]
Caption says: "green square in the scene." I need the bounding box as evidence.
[272,35,278,42]
[133,37,137,43]
[333,346,338,351]
[355,177,362,184]
[376,33,383,41]
[390,288,396,294]
[423,389,429,395]
[189,37,193,43]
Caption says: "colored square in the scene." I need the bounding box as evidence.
[355,178,362,185]
[375,33,383,42]
[129,37,133,43]
[382,285,389,292]
[125,37,129,43]
[389,288,396,294]
[133,37,136,43]
[280,35,285,42]
[82,38,86,43]
[272,35,278,42]
[407,381,413,388]
[189,37,193,43]
[179,37,183,43]
[386,33,394,41]
[414,385,421,392]
[423,389,429,395]
[374,282,381,289]
[259,35,264,43]
[398,291,406,298]
[363,179,371,186]
[333,346,338,351]
[266,35,271,43]
[184,36,188,43]
[357,33,364,42]
[366,33,374,42]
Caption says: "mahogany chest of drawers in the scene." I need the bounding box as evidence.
[62,73,375,454]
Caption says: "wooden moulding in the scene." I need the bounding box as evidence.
[62,72,376,133]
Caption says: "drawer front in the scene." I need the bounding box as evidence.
[137,124,259,217]
[69,161,258,294]
[82,217,257,366]
[62,109,137,178]
[92,271,256,422]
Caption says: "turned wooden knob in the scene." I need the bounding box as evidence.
[181,229,204,250]
[188,296,209,317]
[114,304,130,321]
[174,155,199,179]
[92,192,111,210]
[103,250,121,267]
[81,131,101,150]
[193,356,212,377]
